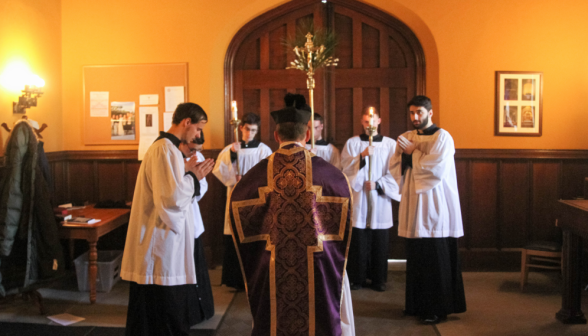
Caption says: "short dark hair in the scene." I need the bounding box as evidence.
[407,95,432,111]
[172,102,208,125]
[276,122,308,142]
[313,113,323,124]
[241,113,261,127]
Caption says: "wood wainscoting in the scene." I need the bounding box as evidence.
[42,148,588,270]
[455,149,588,270]
[46,149,226,267]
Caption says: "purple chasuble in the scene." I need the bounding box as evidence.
[229,144,352,336]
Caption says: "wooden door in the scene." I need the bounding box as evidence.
[225,0,425,258]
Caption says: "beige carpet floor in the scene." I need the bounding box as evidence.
[216,270,588,336]
[1,269,587,335]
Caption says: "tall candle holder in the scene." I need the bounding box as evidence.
[365,123,377,228]
[287,30,338,149]
[230,101,241,176]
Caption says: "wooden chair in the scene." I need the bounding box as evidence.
[520,237,562,291]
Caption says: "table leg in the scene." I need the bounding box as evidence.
[69,239,75,268]
[88,240,98,304]
[556,230,587,324]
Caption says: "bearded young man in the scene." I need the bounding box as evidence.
[390,95,467,324]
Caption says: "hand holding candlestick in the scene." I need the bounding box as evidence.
[230,100,242,178]
[365,107,378,227]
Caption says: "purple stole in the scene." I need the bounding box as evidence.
[229,144,352,336]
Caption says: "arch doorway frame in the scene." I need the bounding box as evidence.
[223,0,427,146]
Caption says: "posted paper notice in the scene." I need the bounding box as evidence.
[165,86,184,112]
[90,91,109,117]
[163,112,173,132]
[140,94,159,106]
[138,106,160,160]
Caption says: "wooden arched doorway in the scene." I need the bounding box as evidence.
[224,0,426,258]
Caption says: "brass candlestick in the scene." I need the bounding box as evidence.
[365,125,377,228]
[287,32,338,149]
[230,118,241,176]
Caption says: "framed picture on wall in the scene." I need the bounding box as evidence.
[495,71,543,136]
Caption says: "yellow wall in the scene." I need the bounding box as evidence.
[0,0,62,155]
[55,0,588,150]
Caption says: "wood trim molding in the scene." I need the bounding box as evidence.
[44,148,588,162]
[46,150,138,162]
[455,149,588,160]
[45,149,224,162]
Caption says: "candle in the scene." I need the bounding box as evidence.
[369,107,374,127]
[231,101,238,120]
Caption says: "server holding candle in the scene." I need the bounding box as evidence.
[213,102,272,290]
[341,107,401,291]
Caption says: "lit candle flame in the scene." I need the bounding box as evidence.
[369,107,374,127]
[231,101,238,120]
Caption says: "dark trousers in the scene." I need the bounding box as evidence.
[189,236,215,325]
[346,227,389,286]
[405,237,467,317]
[221,234,245,289]
[126,282,192,336]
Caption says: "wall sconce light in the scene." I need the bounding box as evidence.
[14,80,44,114]
[0,62,45,114]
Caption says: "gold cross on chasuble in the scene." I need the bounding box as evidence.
[231,146,350,336]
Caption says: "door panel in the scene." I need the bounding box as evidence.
[226,0,425,258]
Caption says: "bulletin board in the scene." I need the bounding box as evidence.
[83,63,188,145]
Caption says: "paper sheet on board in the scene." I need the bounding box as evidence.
[164,86,184,112]
[140,94,159,105]
[163,112,173,132]
[90,91,109,117]
[138,106,160,160]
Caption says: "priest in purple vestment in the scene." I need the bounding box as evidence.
[229,106,355,336]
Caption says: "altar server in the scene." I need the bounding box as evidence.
[390,95,466,324]
[122,103,215,336]
[341,109,400,291]
[179,134,215,325]
[306,112,341,169]
[212,112,272,289]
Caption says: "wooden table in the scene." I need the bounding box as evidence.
[557,199,588,324]
[58,205,130,304]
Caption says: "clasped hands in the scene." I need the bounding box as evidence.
[185,156,215,181]
[397,135,415,155]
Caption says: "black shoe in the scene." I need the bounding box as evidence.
[372,283,386,292]
[421,315,447,324]
[402,309,416,316]
[350,283,362,290]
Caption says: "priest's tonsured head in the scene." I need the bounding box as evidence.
[270,106,311,143]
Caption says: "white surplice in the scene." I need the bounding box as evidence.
[340,272,355,336]
[212,143,273,235]
[190,151,208,239]
[389,129,464,238]
[121,137,197,286]
[305,143,342,169]
[341,136,401,229]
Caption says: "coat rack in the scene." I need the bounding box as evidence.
[1,115,48,139]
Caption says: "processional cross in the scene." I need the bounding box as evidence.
[232,147,349,336]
